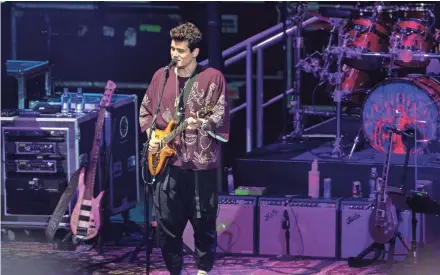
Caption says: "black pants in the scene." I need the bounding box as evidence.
[153,165,218,274]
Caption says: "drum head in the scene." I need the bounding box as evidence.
[362,77,440,154]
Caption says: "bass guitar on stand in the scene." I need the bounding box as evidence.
[70,80,116,241]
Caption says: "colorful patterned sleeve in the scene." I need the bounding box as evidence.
[139,70,161,133]
[202,71,230,142]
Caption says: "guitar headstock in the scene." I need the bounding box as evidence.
[99,80,116,108]
[197,104,214,118]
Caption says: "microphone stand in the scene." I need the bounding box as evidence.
[330,18,346,158]
[130,64,172,273]
[270,201,296,261]
[400,129,415,193]
[399,129,419,266]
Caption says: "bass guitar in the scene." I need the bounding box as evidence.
[368,111,400,243]
[148,106,213,177]
[70,80,116,240]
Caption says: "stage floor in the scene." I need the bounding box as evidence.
[0,240,396,275]
[2,239,440,275]
[2,221,440,275]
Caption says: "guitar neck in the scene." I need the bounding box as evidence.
[84,108,106,200]
[379,131,394,197]
[163,120,189,144]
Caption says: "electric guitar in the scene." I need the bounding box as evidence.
[148,105,213,177]
[368,111,400,243]
[70,80,116,240]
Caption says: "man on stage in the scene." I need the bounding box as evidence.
[139,22,229,275]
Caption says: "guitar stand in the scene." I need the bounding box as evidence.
[53,148,110,254]
[348,231,410,269]
[73,141,113,255]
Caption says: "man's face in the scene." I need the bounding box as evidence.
[170,40,198,69]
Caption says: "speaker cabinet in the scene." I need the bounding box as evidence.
[183,195,257,255]
[259,197,339,258]
[340,199,422,260]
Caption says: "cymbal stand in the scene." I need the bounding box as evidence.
[289,2,305,138]
[329,18,346,158]
[387,31,400,78]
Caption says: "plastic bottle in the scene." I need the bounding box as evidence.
[324,177,332,198]
[308,159,320,198]
[61,88,71,113]
[369,167,378,200]
[75,87,85,113]
[225,167,234,194]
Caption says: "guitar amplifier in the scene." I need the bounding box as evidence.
[183,195,257,255]
[340,199,423,260]
[259,197,340,258]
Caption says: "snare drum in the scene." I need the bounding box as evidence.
[362,76,440,154]
[391,4,435,68]
[344,6,394,71]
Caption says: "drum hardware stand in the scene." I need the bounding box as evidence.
[387,34,400,78]
[288,2,305,139]
[329,18,346,158]
[348,127,363,159]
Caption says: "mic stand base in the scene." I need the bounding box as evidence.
[128,163,156,275]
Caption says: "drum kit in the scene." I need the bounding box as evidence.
[294,3,440,157]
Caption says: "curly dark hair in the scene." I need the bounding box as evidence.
[170,22,202,52]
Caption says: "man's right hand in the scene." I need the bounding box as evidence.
[148,138,160,154]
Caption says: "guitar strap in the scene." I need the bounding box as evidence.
[174,65,202,123]
[45,167,83,241]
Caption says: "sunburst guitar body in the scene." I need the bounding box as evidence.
[148,106,213,177]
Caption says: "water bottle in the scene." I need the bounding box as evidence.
[75,88,85,113]
[225,167,234,194]
[323,177,332,198]
[61,88,71,113]
[369,167,378,200]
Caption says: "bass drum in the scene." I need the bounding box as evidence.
[362,76,440,154]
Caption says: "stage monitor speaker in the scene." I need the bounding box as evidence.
[340,199,422,260]
[259,197,340,258]
[183,195,257,255]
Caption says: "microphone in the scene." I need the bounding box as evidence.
[165,59,177,71]
[384,126,414,138]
